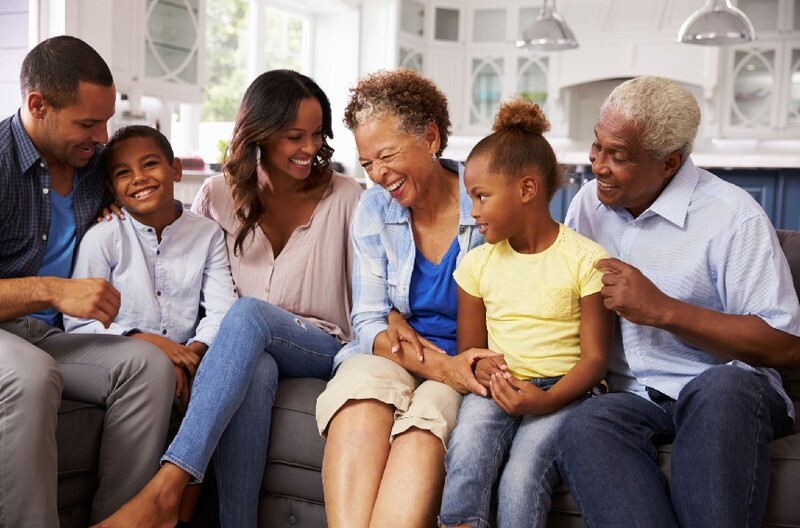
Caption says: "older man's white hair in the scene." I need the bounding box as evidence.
[600,76,701,159]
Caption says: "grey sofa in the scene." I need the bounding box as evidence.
[57,230,800,527]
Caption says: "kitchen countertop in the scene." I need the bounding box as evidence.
[445,136,800,170]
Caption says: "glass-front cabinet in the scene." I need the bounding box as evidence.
[730,48,776,129]
[470,58,503,125]
[145,0,202,96]
[724,0,800,137]
[393,1,552,134]
[517,57,549,108]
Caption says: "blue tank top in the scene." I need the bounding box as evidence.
[406,236,459,356]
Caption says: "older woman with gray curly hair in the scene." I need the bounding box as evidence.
[316,69,498,527]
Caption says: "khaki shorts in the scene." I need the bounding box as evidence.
[315,353,463,448]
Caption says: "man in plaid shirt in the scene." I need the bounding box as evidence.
[0,36,174,527]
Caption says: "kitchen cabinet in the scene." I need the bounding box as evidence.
[721,0,800,138]
[65,0,205,107]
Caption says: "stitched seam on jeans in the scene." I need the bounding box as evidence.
[745,384,766,528]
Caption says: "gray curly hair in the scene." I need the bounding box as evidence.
[600,76,700,159]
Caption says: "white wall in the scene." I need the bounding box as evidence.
[0,0,30,118]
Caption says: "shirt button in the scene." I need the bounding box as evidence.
[157,250,160,255]
[147,228,153,233]
[161,329,167,335]
[42,188,49,195]
[156,291,161,296]
[39,162,45,168]
[42,234,47,241]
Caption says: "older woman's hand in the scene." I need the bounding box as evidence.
[386,310,446,362]
[443,348,503,396]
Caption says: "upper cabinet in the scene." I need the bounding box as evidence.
[361,0,799,143]
[722,0,800,138]
[143,0,204,101]
[65,0,206,107]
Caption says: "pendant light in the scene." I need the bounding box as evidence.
[678,0,755,45]
[516,0,578,51]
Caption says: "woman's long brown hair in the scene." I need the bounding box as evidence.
[224,69,334,256]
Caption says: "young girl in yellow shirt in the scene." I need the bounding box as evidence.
[439,98,612,528]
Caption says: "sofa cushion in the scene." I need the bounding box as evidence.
[776,230,800,409]
[260,378,328,528]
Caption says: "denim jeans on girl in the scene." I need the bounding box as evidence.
[162,297,342,528]
[440,376,598,528]
[556,364,794,528]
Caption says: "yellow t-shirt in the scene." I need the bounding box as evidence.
[453,224,608,380]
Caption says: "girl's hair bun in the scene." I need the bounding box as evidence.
[492,97,550,136]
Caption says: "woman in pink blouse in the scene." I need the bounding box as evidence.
[95,70,361,528]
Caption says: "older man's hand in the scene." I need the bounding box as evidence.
[595,258,674,328]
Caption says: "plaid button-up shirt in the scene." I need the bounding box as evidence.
[0,112,110,279]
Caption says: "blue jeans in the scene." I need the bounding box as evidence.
[441,377,589,528]
[556,365,794,528]
[162,297,342,528]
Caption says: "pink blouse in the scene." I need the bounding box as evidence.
[191,172,362,343]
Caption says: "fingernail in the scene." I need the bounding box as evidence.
[391,345,398,353]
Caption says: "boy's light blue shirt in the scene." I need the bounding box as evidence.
[333,159,484,369]
[565,157,799,419]
[64,201,238,347]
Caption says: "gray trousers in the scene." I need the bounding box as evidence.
[0,317,175,527]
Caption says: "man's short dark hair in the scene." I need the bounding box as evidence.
[20,35,113,109]
[102,125,176,177]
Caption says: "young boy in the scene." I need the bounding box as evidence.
[64,125,238,403]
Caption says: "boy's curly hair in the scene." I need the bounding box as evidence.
[343,68,451,155]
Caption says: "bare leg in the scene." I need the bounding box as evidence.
[370,427,446,528]
[323,399,394,528]
[90,463,190,528]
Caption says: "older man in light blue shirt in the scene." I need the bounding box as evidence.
[557,76,800,528]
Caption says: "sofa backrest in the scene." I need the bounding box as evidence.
[776,230,800,405]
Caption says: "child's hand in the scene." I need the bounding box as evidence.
[174,365,190,406]
[130,332,201,374]
[443,348,504,396]
[490,373,554,416]
[474,355,508,389]
[385,310,446,362]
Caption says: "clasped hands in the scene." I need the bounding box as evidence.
[384,312,502,396]
[472,355,555,416]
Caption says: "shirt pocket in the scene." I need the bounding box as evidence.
[539,287,575,319]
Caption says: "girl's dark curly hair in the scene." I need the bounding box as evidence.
[224,69,334,256]
[343,68,451,155]
[468,97,562,200]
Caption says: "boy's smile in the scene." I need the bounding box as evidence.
[107,135,182,236]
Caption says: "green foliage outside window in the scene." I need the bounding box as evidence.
[203,0,248,122]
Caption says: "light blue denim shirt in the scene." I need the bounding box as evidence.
[64,201,238,347]
[333,159,484,369]
[565,157,799,419]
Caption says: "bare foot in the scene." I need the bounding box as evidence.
[91,463,190,528]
